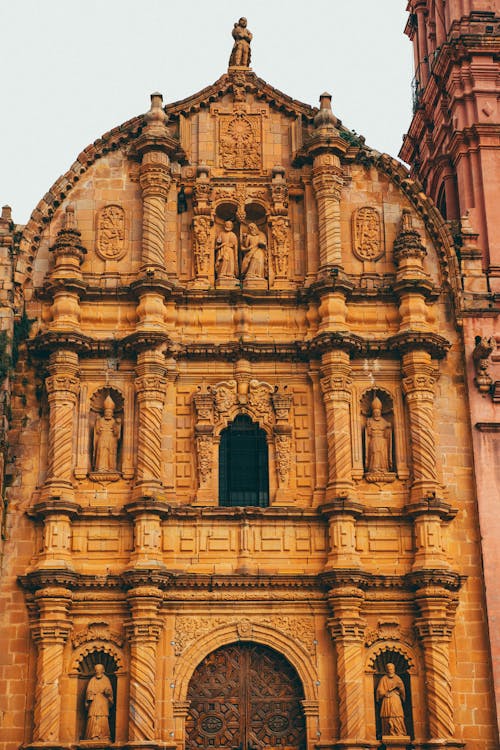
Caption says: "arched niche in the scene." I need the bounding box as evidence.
[364,643,421,743]
[88,387,124,480]
[62,641,128,745]
[219,414,269,507]
[360,388,396,482]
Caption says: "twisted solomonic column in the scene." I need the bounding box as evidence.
[327,585,366,742]
[320,350,354,500]
[31,587,72,743]
[134,350,167,496]
[312,161,343,271]
[402,351,440,501]
[126,587,163,743]
[44,350,80,500]
[414,586,457,740]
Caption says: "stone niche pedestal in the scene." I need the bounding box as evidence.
[382,736,411,750]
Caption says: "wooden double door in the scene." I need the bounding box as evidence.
[186,643,306,750]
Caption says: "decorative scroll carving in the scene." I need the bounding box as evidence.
[193,215,212,277]
[96,205,126,261]
[174,615,315,657]
[213,380,238,416]
[248,379,273,415]
[365,620,415,648]
[272,385,294,489]
[352,207,383,261]
[72,621,124,648]
[219,113,261,171]
[270,215,290,278]
[472,335,496,393]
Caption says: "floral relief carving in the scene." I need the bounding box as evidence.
[193,215,212,277]
[364,620,416,648]
[270,215,290,277]
[213,380,238,415]
[219,113,261,171]
[96,205,126,261]
[352,206,383,262]
[248,379,273,416]
[174,615,315,657]
[196,434,213,486]
[72,621,124,648]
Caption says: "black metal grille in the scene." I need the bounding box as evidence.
[219,414,269,507]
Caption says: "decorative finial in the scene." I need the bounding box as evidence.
[314,92,337,130]
[146,92,168,127]
[229,17,252,68]
[63,205,77,231]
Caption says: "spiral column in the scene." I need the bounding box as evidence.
[320,349,355,501]
[134,350,167,497]
[43,349,80,502]
[125,586,163,744]
[326,583,367,746]
[31,587,72,744]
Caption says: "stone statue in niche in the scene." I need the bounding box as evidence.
[215,220,239,283]
[241,222,267,282]
[376,663,408,737]
[84,664,114,741]
[229,17,252,67]
[93,395,121,473]
[363,393,395,482]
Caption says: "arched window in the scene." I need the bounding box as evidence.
[219,414,269,507]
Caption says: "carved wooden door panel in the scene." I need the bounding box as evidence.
[186,643,306,750]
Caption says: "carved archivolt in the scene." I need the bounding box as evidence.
[352,206,383,262]
[174,615,316,658]
[96,204,126,261]
[70,641,125,675]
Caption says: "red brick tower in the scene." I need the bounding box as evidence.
[400,0,500,732]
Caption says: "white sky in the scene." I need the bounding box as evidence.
[0,1,413,225]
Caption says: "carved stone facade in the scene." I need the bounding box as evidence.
[0,17,497,750]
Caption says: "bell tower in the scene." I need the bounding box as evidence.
[401,0,500,732]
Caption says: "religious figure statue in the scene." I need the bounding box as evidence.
[229,17,252,67]
[93,395,121,472]
[215,220,239,281]
[241,222,267,281]
[376,663,408,736]
[365,395,392,473]
[84,664,114,741]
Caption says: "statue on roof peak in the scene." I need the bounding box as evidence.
[229,17,252,68]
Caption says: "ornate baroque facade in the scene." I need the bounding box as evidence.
[0,17,498,750]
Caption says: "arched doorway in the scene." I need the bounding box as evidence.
[186,642,306,750]
[219,414,269,507]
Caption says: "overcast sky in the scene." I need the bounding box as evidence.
[0,1,413,225]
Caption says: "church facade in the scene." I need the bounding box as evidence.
[0,16,498,750]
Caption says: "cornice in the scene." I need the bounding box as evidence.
[18,567,465,595]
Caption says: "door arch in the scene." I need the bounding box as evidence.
[186,642,306,750]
